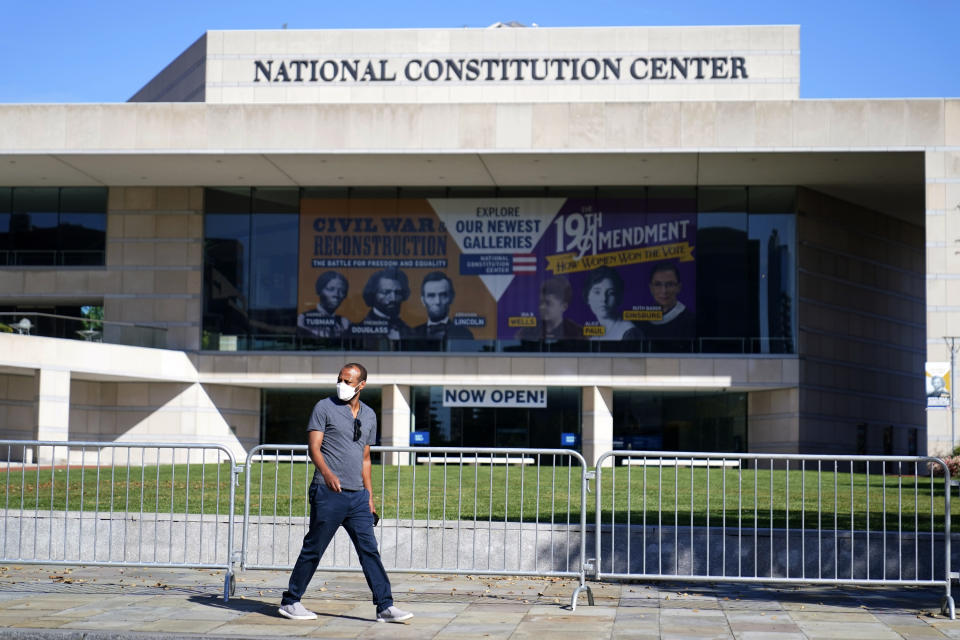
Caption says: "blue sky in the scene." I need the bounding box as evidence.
[1,0,957,102]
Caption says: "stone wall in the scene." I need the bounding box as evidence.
[797,189,925,455]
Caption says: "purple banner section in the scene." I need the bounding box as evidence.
[497,199,697,342]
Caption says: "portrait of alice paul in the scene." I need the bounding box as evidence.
[581,266,642,341]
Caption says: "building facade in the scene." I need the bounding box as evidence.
[0,24,954,465]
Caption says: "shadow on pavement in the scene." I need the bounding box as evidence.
[186,594,373,622]
[637,581,947,615]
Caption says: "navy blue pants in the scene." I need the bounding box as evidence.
[281,481,393,611]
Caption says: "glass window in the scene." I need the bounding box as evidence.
[648,186,696,212]
[749,187,795,214]
[248,212,299,334]
[398,187,447,199]
[596,186,644,198]
[252,187,299,214]
[302,187,348,199]
[0,188,10,264]
[497,187,549,198]
[347,187,398,200]
[204,212,250,338]
[11,188,58,265]
[1,187,105,267]
[749,213,796,353]
[696,212,750,352]
[60,187,106,214]
[59,188,107,266]
[205,188,251,214]
[613,391,746,453]
[698,187,747,213]
[546,186,596,198]
[446,187,496,198]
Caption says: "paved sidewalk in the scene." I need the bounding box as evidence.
[0,564,956,639]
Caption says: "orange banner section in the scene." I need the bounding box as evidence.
[546,241,694,275]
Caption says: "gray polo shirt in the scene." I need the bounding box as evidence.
[307,396,377,491]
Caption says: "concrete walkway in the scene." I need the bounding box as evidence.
[0,564,956,639]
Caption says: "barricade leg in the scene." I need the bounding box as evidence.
[941,593,955,619]
[224,571,236,601]
[570,578,594,611]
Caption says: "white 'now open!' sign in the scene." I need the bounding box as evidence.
[442,387,547,408]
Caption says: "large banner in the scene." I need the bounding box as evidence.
[297,197,696,345]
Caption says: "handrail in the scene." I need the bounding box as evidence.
[0,311,167,332]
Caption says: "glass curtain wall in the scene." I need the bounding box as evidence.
[203,188,299,349]
[202,187,796,354]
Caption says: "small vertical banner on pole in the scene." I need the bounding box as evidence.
[927,362,951,408]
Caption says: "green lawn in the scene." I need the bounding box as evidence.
[0,462,954,532]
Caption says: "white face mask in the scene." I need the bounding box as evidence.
[336,381,358,402]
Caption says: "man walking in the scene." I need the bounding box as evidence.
[279,362,413,623]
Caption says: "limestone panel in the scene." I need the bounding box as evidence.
[509,357,544,377]
[905,101,945,146]
[577,357,612,379]
[494,104,533,150]
[531,103,569,149]
[0,271,25,295]
[680,102,717,147]
[120,188,159,212]
[644,103,681,148]
[568,103,606,149]
[644,358,679,376]
[946,100,960,146]
[715,102,756,148]
[827,101,869,147]
[611,358,646,377]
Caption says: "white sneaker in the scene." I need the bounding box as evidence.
[377,605,414,623]
[278,601,317,620]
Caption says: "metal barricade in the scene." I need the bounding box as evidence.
[241,445,594,609]
[0,440,239,600]
[594,451,955,618]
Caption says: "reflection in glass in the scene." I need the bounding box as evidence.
[249,213,298,334]
[695,212,750,352]
[2,188,106,266]
[613,391,746,453]
[749,214,795,353]
[204,213,250,338]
